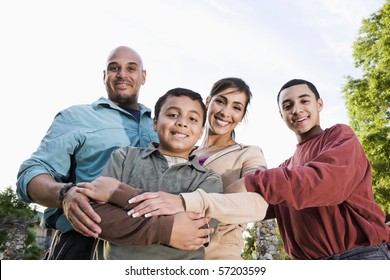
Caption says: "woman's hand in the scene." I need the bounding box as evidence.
[127,191,185,218]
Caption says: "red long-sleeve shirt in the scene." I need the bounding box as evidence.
[245,124,390,259]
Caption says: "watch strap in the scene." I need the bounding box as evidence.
[58,182,77,205]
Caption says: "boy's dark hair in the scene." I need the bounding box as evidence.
[154,88,207,127]
[277,79,321,105]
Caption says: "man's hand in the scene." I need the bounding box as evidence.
[127,191,185,218]
[62,187,102,238]
[169,212,212,250]
[26,174,103,238]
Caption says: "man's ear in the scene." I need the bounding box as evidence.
[141,70,146,85]
[317,98,324,112]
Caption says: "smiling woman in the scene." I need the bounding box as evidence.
[188,77,269,260]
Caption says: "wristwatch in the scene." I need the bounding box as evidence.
[58,182,76,205]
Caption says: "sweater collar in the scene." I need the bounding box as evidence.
[141,142,207,172]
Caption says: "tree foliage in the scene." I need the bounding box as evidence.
[242,225,256,260]
[0,187,37,219]
[342,0,390,213]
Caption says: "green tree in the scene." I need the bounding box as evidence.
[0,187,44,259]
[342,0,390,214]
[242,225,256,260]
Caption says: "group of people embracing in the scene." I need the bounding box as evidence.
[17,46,390,260]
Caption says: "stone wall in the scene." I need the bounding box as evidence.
[0,217,37,260]
[254,219,280,260]
[2,216,284,260]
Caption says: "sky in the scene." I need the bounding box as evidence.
[0,0,386,193]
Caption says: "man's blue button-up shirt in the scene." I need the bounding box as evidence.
[17,97,158,232]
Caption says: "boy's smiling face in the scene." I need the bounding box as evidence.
[154,95,204,158]
[279,84,324,142]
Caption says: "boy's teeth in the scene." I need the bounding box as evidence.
[173,132,186,138]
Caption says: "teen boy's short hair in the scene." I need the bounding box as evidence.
[277,79,321,105]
